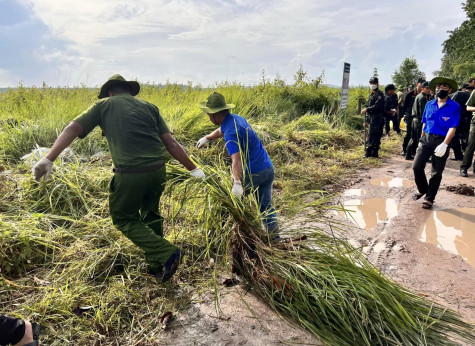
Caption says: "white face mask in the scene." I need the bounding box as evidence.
[370,84,377,90]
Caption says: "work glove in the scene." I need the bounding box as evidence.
[32,157,54,181]
[196,136,210,149]
[434,142,448,157]
[190,168,206,179]
[231,181,244,199]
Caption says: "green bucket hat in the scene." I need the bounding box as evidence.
[98,74,140,99]
[397,85,404,91]
[428,77,458,93]
[198,92,235,114]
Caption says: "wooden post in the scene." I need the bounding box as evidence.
[333,100,338,114]
[358,97,363,115]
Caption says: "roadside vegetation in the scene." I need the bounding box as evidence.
[1,77,472,345]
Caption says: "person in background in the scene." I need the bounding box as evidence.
[449,84,472,160]
[412,77,460,209]
[460,88,475,177]
[32,74,206,283]
[396,85,406,132]
[196,92,279,238]
[406,81,433,160]
[468,77,475,89]
[402,78,424,156]
[361,77,384,158]
[383,84,400,136]
[0,315,40,346]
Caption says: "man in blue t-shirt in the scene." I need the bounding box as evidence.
[412,77,461,209]
[196,92,278,235]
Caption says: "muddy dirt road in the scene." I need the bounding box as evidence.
[159,154,475,345]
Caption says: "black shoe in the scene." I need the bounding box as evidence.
[401,151,407,156]
[160,249,183,283]
[450,157,463,161]
[405,155,414,161]
[371,152,379,158]
[460,169,468,177]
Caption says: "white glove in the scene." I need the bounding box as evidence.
[196,136,210,149]
[231,181,244,199]
[434,142,448,157]
[32,157,54,181]
[190,168,206,179]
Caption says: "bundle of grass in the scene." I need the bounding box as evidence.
[166,161,475,346]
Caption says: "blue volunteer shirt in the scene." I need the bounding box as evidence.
[221,113,273,175]
[422,98,461,136]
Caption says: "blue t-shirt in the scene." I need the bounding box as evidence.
[422,98,461,136]
[221,113,273,175]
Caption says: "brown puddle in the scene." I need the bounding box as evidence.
[342,189,366,197]
[338,198,400,231]
[419,208,475,267]
[370,177,413,188]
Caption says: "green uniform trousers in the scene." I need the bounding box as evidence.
[109,166,177,273]
[461,119,475,171]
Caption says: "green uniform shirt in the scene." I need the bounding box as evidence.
[467,90,475,119]
[411,92,431,119]
[73,95,170,168]
[397,91,405,106]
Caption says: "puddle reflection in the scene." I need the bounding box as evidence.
[419,208,475,267]
[370,177,413,188]
[339,198,400,231]
[342,189,366,197]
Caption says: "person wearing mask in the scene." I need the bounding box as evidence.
[361,77,384,158]
[402,78,425,156]
[460,89,475,177]
[406,81,433,160]
[196,92,279,237]
[468,77,475,89]
[384,84,400,136]
[32,74,206,283]
[412,77,460,209]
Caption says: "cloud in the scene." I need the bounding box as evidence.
[1,0,468,87]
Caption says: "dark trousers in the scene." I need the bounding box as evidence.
[412,134,450,202]
[450,133,464,160]
[384,114,400,134]
[402,115,413,152]
[461,120,475,171]
[407,118,422,156]
[366,115,383,156]
[109,166,177,273]
[0,315,25,345]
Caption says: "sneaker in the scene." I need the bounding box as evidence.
[460,169,468,177]
[161,249,183,283]
[401,151,407,156]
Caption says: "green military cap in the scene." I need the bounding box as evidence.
[198,92,235,114]
[98,74,140,99]
[397,85,404,91]
[428,77,458,93]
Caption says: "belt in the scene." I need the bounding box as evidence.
[113,162,165,174]
[427,133,445,138]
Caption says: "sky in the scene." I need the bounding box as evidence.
[0,0,468,88]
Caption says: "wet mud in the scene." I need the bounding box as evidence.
[333,154,475,327]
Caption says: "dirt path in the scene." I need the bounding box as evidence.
[159,153,475,345]
[333,154,475,323]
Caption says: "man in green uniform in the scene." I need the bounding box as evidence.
[406,81,433,160]
[32,74,205,283]
[460,90,475,177]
